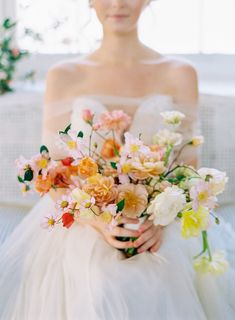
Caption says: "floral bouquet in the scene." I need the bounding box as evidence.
[16,108,229,275]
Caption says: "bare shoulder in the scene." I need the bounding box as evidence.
[44,59,85,105]
[161,56,199,105]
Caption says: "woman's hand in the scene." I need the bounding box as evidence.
[133,219,164,254]
[93,216,142,250]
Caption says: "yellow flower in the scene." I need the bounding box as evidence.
[122,163,131,174]
[193,251,229,275]
[67,140,77,149]
[181,206,209,238]
[37,158,49,169]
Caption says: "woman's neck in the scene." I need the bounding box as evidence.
[93,29,150,66]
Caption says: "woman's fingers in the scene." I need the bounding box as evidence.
[149,239,162,253]
[133,226,156,248]
[138,219,153,233]
[111,226,140,238]
[137,235,158,253]
[109,237,135,249]
[116,216,140,225]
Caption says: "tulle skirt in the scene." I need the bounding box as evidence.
[0,195,235,320]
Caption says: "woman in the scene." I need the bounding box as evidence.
[0,1,234,319]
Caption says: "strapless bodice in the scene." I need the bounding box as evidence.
[70,93,199,146]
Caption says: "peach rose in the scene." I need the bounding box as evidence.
[117,184,148,218]
[83,174,118,205]
[35,175,53,194]
[126,154,166,180]
[99,110,131,133]
[77,157,98,179]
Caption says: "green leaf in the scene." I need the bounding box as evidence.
[77,131,84,138]
[24,169,34,182]
[64,124,71,134]
[117,199,125,213]
[163,145,173,165]
[110,162,117,169]
[17,176,24,183]
[40,145,49,154]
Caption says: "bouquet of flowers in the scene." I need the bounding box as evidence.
[16,108,229,275]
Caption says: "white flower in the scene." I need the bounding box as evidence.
[198,168,228,196]
[153,129,182,147]
[191,136,204,146]
[160,111,185,126]
[147,186,186,226]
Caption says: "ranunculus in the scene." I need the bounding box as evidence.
[35,175,53,194]
[117,184,148,218]
[99,110,131,133]
[77,156,98,179]
[83,174,118,205]
[147,186,186,226]
[62,212,74,228]
[198,167,228,196]
[121,152,165,181]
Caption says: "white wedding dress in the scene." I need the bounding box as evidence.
[0,94,235,320]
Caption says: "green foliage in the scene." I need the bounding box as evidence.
[117,199,125,213]
[0,17,39,95]
[110,162,117,169]
[40,145,49,154]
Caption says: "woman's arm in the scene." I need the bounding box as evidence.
[168,61,200,168]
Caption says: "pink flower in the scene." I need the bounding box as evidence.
[190,181,217,212]
[99,110,131,133]
[31,152,57,180]
[82,109,94,124]
[55,195,74,213]
[92,122,102,131]
[58,129,88,159]
[41,213,59,231]
[122,132,149,157]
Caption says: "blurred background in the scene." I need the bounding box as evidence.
[0,0,235,242]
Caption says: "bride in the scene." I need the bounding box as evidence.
[0,0,235,319]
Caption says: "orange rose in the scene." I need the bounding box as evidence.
[51,165,71,188]
[35,175,53,194]
[101,139,120,159]
[83,174,118,205]
[77,157,98,179]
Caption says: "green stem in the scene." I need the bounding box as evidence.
[167,142,190,171]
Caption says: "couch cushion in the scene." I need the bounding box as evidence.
[199,94,235,204]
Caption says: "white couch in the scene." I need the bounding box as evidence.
[0,90,234,245]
